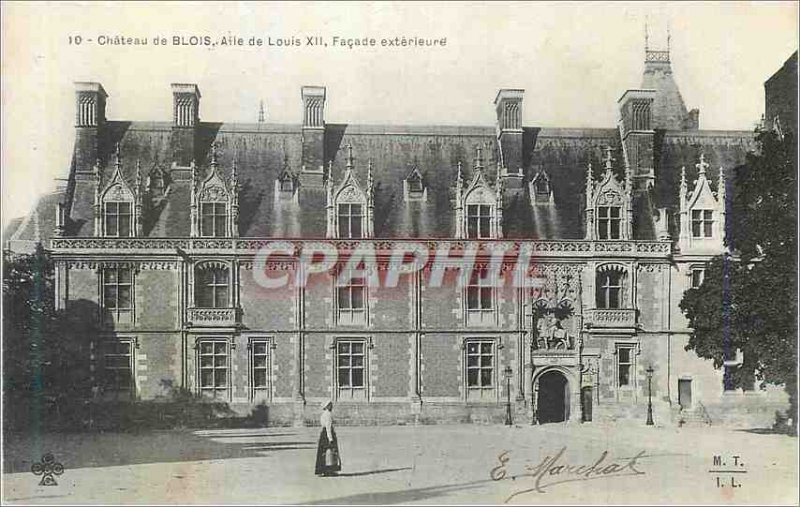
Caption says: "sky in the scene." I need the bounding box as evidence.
[2,1,797,229]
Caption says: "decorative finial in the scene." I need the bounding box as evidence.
[696,153,708,176]
[667,24,671,53]
[604,146,614,171]
[475,146,484,171]
[367,158,373,179]
[457,161,463,182]
[210,142,218,167]
[258,100,265,123]
[135,159,142,188]
[645,21,649,50]
[680,166,687,187]
[114,142,122,169]
[346,144,354,171]
[232,158,238,180]
[327,160,334,185]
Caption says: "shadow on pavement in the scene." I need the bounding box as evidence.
[305,478,494,505]
[3,429,313,473]
[335,467,412,477]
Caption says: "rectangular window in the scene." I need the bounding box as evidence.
[104,201,132,237]
[691,268,705,289]
[336,340,366,400]
[617,346,633,387]
[195,268,229,308]
[467,205,493,239]
[100,341,134,398]
[337,204,363,239]
[337,274,366,324]
[596,271,623,309]
[691,210,714,238]
[103,267,133,311]
[250,339,271,398]
[198,340,228,399]
[466,270,495,325]
[597,206,622,240]
[466,340,494,388]
[201,202,228,237]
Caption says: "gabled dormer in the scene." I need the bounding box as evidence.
[678,153,725,253]
[403,165,427,202]
[529,167,554,206]
[94,144,140,237]
[190,143,239,238]
[585,147,632,241]
[455,147,503,239]
[326,145,374,239]
[275,153,299,203]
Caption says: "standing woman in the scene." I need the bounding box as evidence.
[314,400,341,476]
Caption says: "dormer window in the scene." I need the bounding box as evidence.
[691,210,714,238]
[338,203,363,239]
[403,166,428,202]
[326,145,374,239]
[597,206,622,240]
[280,176,295,193]
[201,202,227,237]
[534,178,549,195]
[467,205,492,239]
[104,201,133,237]
[275,155,299,199]
[585,147,631,241]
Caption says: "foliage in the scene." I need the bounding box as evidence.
[680,129,797,432]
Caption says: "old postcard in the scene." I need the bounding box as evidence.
[2,1,798,505]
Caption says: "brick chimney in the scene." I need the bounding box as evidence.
[618,89,656,192]
[494,89,524,191]
[170,83,200,167]
[74,82,108,172]
[299,86,326,188]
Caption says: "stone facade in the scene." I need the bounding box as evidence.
[7,40,789,427]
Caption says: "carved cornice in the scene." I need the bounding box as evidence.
[50,238,672,259]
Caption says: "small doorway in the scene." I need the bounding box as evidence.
[678,378,692,409]
[537,371,569,423]
[581,386,593,422]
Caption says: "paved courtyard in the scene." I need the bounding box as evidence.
[3,422,798,505]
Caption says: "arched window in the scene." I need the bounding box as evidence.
[195,264,230,308]
[595,267,626,309]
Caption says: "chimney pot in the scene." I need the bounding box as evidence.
[171,83,201,127]
[74,82,108,127]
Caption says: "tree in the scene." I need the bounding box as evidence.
[3,245,99,431]
[680,128,797,432]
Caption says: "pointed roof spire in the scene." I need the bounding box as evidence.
[367,158,373,182]
[645,21,649,50]
[135,159,142,191]
[603,146,615,174]
[456,161,463,183]
[680,165,687,188]
[231,158,239,184]
[210,141,218,167]
[696,153,708,177]
[258,100,265,123]
[327,159,334,185]
[475,145,484,172]
[114,142,122,170]
[345,144,354,172]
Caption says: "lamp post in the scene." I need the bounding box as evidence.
[646,365,654,426]
[504,365,513,426]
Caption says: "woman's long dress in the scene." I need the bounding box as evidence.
[314,411,341,475]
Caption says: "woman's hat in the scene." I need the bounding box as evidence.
[320,400,332,409]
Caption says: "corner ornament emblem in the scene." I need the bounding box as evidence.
[31,453,65,486]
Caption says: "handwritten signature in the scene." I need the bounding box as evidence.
[490,446,654,503]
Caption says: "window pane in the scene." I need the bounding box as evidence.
[619,348,630,363]
[467,218,478,239]
[692,221,701,237]
[215,287,229,308]
[479,217,491,237]
[106,215,118,236]
[200,355,213,367]
[704,210,713,221]
[253,343,267,355]
[467,354,479,367]
[480,287,492,309]
[467,205,478,217]
[481,342,492,354]
[201,369,214,387]
[215,370,227,387]
[253,370,267,388]
[104,287,118,308]
[338,287,351,309]
[351,219,362,239]
[704,220,713,238]
[352,354,363,367]
[214,342,226,354]
[610,219,620,239]
[351,286,364,309]
[480,205,491,217]
[350,204,362,216]
[339,355,350,367]
[214,355,226,367]
[338,342,349,354]
[598,220,608,240]
[481,355,493,367]
[619,365,630,386]
[467,342,478,355]
[200,342,213,354]
[215,216,227,237]
[352,342,364,354]
[467,369,479,387]
[610,207,620,218]
[119,217,130,237]
[338,368,350,387]
[467,287,479,310]
[692,210,700,220]
[609,288,620,309]
[351,368,364,387]
[481,369,493,387]
[117,287,131,309]
[338,219,349,238]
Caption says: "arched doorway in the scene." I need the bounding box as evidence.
[536,370,569,423]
